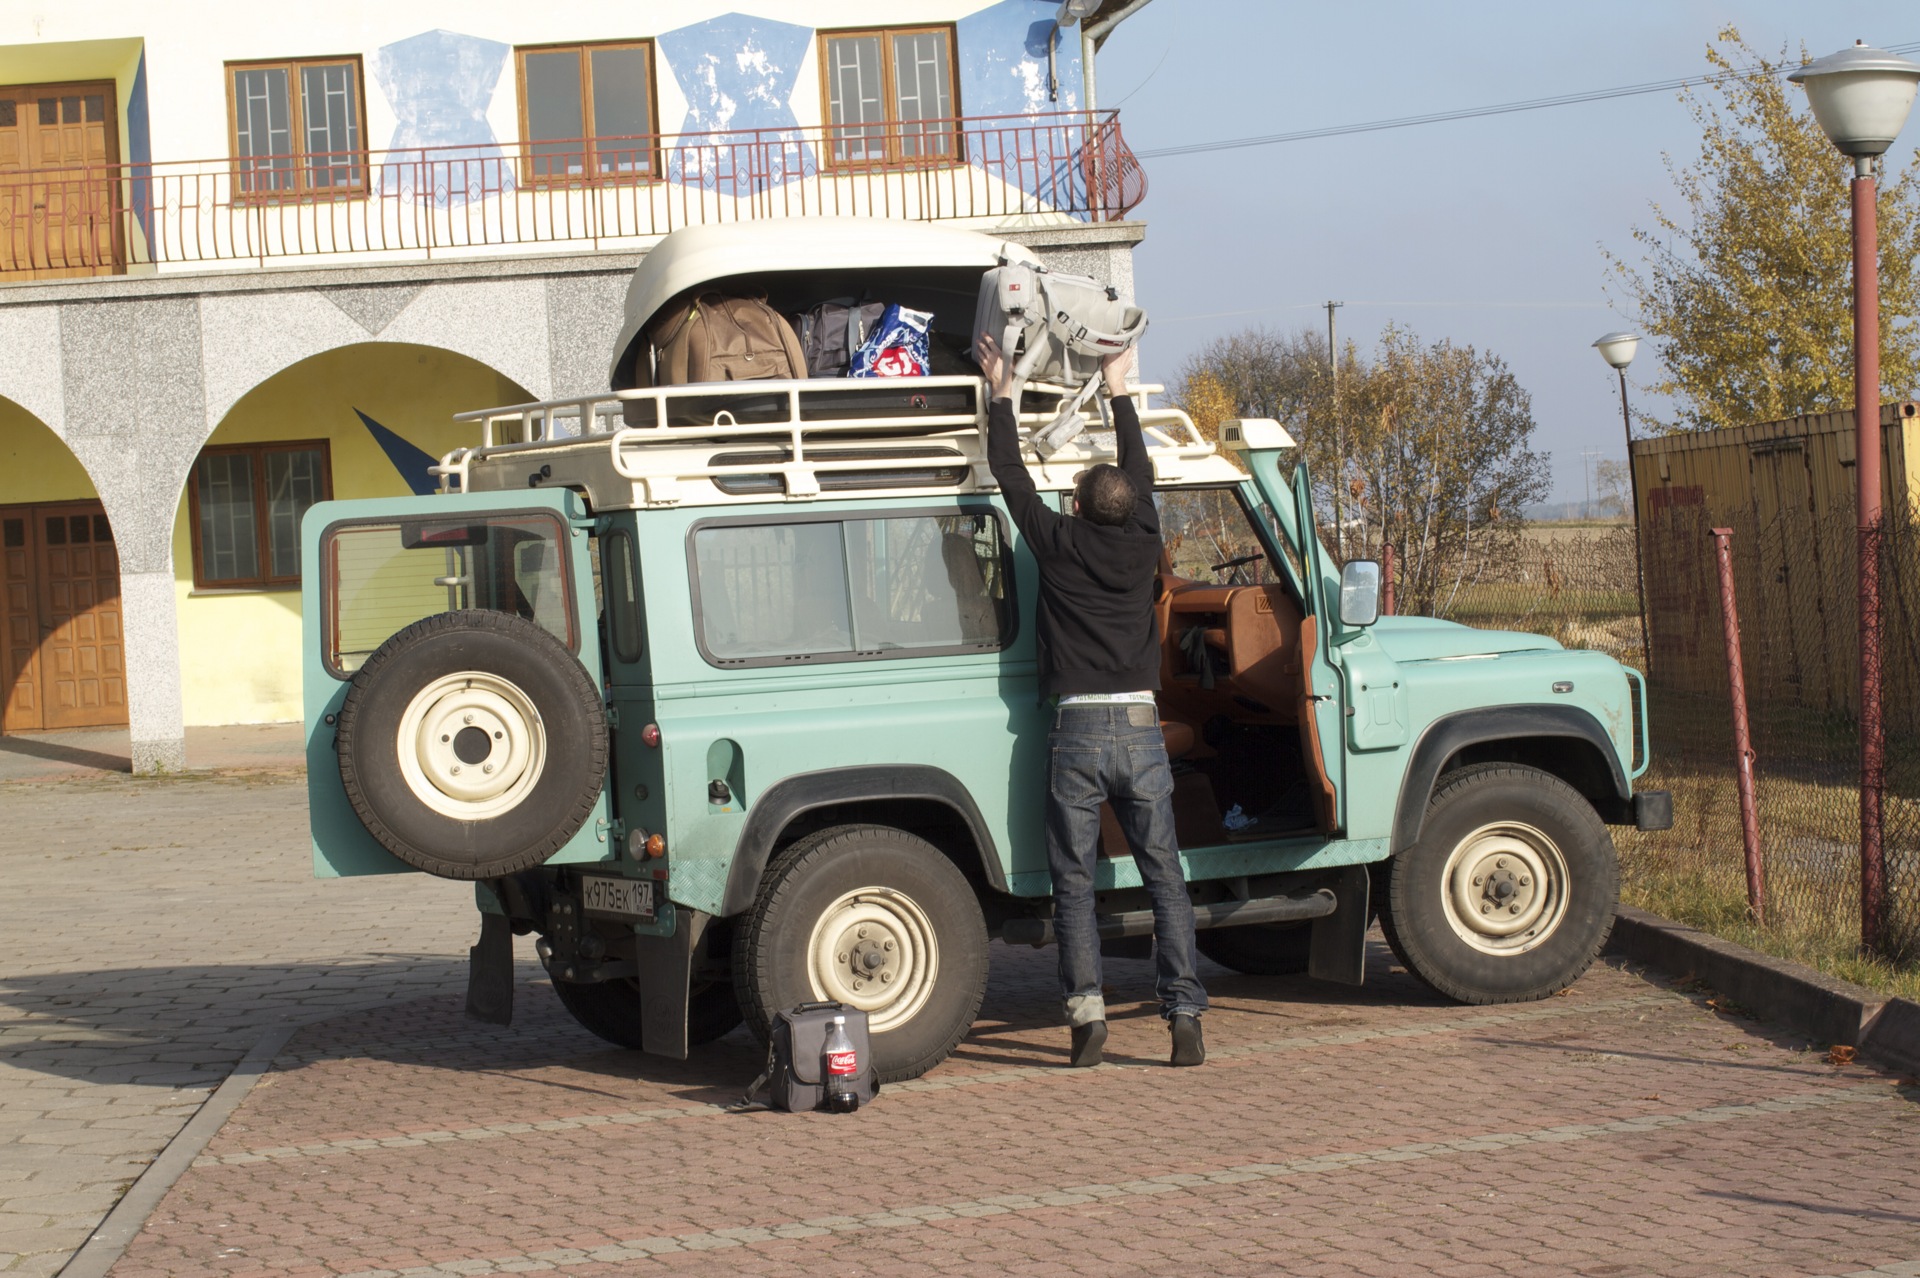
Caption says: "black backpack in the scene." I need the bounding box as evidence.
[737,1001,881,1112]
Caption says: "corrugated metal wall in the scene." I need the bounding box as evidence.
[1629,402,1920,723]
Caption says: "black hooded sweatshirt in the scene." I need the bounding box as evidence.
[985,395,1161,699]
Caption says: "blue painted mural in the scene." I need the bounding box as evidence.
[657,12,816,194]
[373,29,514,206]
[127,52,153,246]
[956,0,1092,220]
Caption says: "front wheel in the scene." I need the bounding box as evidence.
[733,824,989,1083]
[1383,764,1617,1004]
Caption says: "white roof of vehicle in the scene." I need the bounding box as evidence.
[608,219,1040,387]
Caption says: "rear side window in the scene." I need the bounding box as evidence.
[323,512,575,675]
[690,509,1011,666]
[603,530,643,663]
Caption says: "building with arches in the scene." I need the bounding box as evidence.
[0,2,1150,770]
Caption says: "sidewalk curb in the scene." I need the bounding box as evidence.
[56,1022,299,1278]
[1606,904,1920,1075]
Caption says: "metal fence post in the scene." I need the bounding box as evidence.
[1710,526,1765,923]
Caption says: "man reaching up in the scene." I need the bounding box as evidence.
[977,332,1207,1068]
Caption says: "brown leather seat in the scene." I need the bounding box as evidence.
[1161,719,1196,759]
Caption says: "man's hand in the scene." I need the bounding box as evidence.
[1102,347,1135,400]
[975,331,1014,401]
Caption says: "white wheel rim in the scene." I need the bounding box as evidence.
[805,886,940,1033]
[1439,821,1569,956]
[394,671,547,820]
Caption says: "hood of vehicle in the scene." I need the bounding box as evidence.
[1368,616,1562,662]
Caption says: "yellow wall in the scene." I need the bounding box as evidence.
[173,343,529,725]
[0,398,96,505]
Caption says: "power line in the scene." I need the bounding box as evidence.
[1133,41,1920,161]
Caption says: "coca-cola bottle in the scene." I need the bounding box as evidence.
[822,1014,860,1113]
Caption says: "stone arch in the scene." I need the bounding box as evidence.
[172,341,534,729]
[196,275,555,437]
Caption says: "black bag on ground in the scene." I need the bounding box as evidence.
[738,1001,880,1112]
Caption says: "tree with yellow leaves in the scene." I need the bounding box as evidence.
[1605,27,1920,432]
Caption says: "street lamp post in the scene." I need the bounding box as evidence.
[1593,331,1650,674]
[1789,42,1920,954]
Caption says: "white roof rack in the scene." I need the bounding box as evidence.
[436,378,1240,511]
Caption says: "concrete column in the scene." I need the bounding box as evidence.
[121,569,186,772]
[60,295,205,774]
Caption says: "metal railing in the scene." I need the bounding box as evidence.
[0,111,1145,277]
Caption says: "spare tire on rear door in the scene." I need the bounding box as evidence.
[335,610,607,879]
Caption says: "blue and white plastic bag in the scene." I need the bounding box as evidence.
[850,304,933,378]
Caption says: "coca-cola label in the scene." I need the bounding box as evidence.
[826,1049,858,1076]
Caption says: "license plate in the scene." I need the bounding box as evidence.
[580,875,655,921]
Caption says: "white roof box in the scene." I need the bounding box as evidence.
[608,219,1040,390]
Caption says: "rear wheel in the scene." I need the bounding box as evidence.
[1196,921,1312,975]
[335,610,606,880]
[733,824,988,1083]
[1384,764,1617,1004]
[551,978,744,1050]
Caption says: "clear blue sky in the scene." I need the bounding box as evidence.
[1098,0,1920,505]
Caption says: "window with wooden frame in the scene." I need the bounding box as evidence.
[516,41,659,182]
[226,57,366,197]
[819,26,958,167]
[188,441,331,590]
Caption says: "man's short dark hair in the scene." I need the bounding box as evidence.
[1075,464,1137,527]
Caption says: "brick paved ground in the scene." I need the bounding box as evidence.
[6,766,1919,1278]
[0,771,484,1277]
[111,942,1920,1277]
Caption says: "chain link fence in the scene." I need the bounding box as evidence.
[1377,510,1920,964]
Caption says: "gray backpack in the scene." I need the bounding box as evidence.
[795,299,887,378]
[738,1001,880,1113]
[971,255,1149,456]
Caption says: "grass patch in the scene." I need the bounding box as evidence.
[1621,870,1920,1003]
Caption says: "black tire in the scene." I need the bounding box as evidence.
[732,824,988,1083]
[1385,764,1618,1004]
[552,978,745,1049]
[1196,921,1312,975]
[335,610,606,879]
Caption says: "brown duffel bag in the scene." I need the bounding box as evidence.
[648,291,806,387]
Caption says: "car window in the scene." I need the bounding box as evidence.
[691,510,1011,665]
[1156,487,1290,588]
[323,512,574,675]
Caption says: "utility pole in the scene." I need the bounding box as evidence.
[1326,300,1344,559]
[1579,450,1603,521]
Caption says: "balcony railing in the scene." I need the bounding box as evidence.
[0,111,1145,279]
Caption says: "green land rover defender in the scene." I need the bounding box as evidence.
[302,220,1671,1082]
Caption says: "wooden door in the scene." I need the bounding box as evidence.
[0,503,126,733]
[1,510,39,731]
[0,82,122,280]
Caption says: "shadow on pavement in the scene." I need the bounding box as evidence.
[0,733,131,773]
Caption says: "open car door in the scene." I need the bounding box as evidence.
[1290,461,1344,834]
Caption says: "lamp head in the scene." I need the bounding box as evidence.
[1788,42,1920,158]
[1055,0,1100,27]
[1593,331,1641,371]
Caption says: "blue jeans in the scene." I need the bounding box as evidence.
[1045,704,1208,1026]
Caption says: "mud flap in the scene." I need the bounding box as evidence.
[1308,864,1370,986]
[466,911,515,1025]
[635,911,709,1060]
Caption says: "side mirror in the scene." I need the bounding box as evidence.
[1339,560,1381,627]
